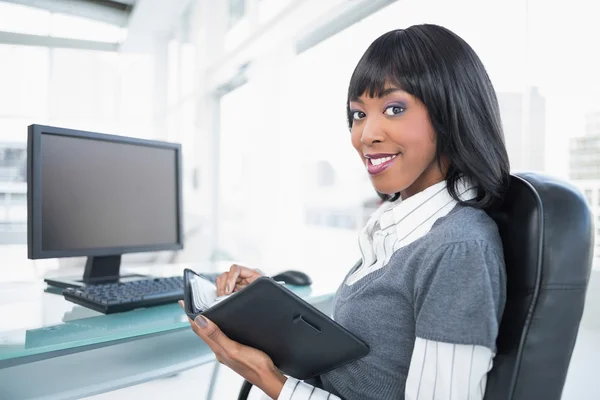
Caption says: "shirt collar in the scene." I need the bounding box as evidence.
[378,179,477,230]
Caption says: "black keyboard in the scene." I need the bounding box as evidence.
[62,276,188,314]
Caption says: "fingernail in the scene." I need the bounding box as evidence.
[195,315,208,328]
[225,283,230,293]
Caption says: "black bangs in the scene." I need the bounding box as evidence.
[346,29,429,129]
[348,31,403,97]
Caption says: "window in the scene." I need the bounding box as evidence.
[0,45,49,117]
[0,146,26,183]
[167,40,180,107]
[180,43,196,98]
[585,189,593,205]
[316,161,336,188]
[50,49,119,121]
[228,0,245,28]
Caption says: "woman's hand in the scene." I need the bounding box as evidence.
[216,264,263,296]
[179,301,286,399]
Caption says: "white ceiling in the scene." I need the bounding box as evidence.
[120,0,194,53]
[0,0,134,26]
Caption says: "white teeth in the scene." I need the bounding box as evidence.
[369,154,396,166]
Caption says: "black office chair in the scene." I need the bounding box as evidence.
[238,173,594,400]
[484,172,593,399]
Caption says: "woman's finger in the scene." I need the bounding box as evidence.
[233,282,249,292]
[216,273,229,296]
[215,274,221,296]
[187,315,239,364]
[226,264,243,294]
[241,267,264,281]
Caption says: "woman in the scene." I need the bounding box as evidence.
[180,24,509,399]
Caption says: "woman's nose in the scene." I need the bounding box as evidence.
[360,116,385,145]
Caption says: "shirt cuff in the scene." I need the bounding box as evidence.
[276,377,335,400]
[277,377,300,399]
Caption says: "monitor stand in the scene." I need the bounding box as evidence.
[44,255,151,289]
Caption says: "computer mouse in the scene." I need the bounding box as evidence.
[271,270,313,286]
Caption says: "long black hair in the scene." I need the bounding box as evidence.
[347,24,510,209]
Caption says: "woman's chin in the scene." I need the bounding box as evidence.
[371,176,409,198]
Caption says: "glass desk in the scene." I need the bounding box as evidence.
[0,264,336,400]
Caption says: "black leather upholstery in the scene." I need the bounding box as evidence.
[238,173,594,400]
[484,173,594,399]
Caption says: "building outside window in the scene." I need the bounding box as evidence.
[228,0,245,28]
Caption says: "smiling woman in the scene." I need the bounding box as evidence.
[185,23,511,400]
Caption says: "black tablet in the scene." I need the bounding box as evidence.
[183,269,369,380]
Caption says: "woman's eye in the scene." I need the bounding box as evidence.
[384,105,405,116]
[352,111,366,120]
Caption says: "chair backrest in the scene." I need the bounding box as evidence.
[484,173,594,400]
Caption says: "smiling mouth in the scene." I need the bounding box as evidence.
[365,154,399,175]
[368,154,398,165]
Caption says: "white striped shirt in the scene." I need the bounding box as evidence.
[272,340,493,400]
[262,181,496,399]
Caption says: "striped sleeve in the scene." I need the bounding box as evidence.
[405,338,494,400]
[260,377,340,400]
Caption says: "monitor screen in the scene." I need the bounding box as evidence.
[34,130,180,254]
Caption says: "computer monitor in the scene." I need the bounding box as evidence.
[27,124,183,288]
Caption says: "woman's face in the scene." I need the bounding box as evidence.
[349,85,446,199]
